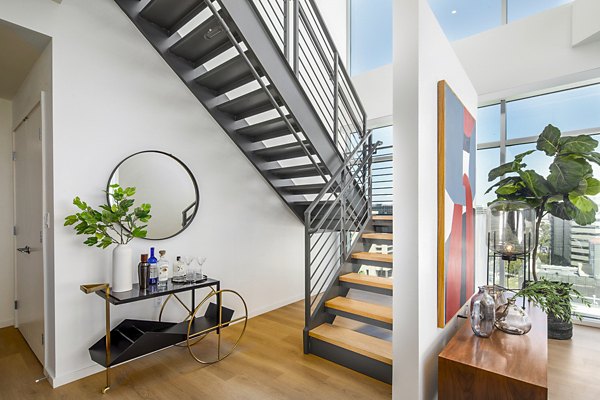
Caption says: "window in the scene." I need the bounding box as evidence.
[477,83,600,320]
[506,84,600,140]
[507,0,573,22]
[350,0,392,75]
[428,0,574,41]
[428,0,501,42]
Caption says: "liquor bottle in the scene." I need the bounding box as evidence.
[172,256,186,283]
[157,250,169,288]
[138,253,150,290]
[148,247,158,286]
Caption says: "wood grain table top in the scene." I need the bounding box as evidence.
[439,301,547,389]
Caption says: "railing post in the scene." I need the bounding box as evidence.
[340,170,347,260]
[293,0,299,75]
[368,134,373,215]
[304,211,311,353]
[333,51,339,149]
[284,0,290,61]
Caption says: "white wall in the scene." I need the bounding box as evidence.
[314,0,348,66]
[0,99,14,328]
[417,2,477,398]
[453,2,600,103]
[353,64,393,127]
[394,0,477,398]
[572,0,600,46]
[0,0,304,387]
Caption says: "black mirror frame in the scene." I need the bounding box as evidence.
[106,150,200,241]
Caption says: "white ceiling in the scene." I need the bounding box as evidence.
[0,20,50,100]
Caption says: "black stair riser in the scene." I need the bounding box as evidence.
[339,281,393,296]
[309,338,392,384]
[324,307,392,331]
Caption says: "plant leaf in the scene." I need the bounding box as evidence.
[488,162,516,182]
[518,170,550,197]
[547,157,592,193]
[586,177,600,196]
[536,124,561,156]
[559,135,598,154]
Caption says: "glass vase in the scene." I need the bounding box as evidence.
[470,286,496,338]
[495,298,532,335]
[487,200,535,259]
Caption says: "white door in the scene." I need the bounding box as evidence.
[14,104,44,365]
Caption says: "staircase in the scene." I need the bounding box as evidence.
[114,0,368,221]
[114,0,391,384]
[305,198,393,383]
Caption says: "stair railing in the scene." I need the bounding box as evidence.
[206,0,328,181]
[303,130,381,342]
[250,0,368,157]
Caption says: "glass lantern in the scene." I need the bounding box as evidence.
[486,200,535,259]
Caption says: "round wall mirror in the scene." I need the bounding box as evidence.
[107,151,199,240]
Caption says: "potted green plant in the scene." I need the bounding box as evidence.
[64,184,151,292]
[514,279,590,339]
[487,124,597,337]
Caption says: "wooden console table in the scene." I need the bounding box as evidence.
[438,302,548,399]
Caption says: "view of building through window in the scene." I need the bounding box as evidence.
[477,83,600,320]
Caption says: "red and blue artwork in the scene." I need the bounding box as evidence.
[437,81,476,328]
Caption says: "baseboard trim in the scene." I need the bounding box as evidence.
[51,364,104,388]
[248,293,304,319]
[50,294,304,388]
[0,318,14,329]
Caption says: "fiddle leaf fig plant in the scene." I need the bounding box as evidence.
[487,124,600,280]
[64,184,152,248]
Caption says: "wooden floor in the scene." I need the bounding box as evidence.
[0,301,392,400]
[548,324,600,400]
[2,302,600,399]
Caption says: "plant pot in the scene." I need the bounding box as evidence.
[548,313,572,340]
[112,244,133,292]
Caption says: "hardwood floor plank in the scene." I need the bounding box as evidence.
[0,300,391,399]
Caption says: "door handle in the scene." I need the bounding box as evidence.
[17,246,31,254]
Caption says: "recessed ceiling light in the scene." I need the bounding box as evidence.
[451,10,457,14]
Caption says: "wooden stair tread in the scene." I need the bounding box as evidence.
[372,215,393,221]
[351,252,393,264]
[339,273,392,290]
[362,233,393,241]
[309,323,392,365]
[325,297,392,324]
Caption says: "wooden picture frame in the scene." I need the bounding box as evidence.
[437,80,476,328]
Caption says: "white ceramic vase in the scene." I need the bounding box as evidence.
[112,244,133,292]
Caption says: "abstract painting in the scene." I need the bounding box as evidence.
[437,80,476,328]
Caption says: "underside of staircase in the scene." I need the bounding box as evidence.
[306,214,393,384]
[114,0,356,222]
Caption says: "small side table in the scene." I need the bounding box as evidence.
[81,278,247,394]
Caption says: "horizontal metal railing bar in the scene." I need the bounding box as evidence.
[302,0,367,121]
[305,132,378,217]
[297,51,335,118]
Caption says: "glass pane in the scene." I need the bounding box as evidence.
[508,0,573,22]
[372,125,392,156]
[350,0,392,75]
[506,84,600,140]
[475,147,500,207]
[477,104,501,144]
[428,0,502,41]
[506,137,600,320]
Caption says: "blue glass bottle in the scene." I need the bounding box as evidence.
[148,247,158,286]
